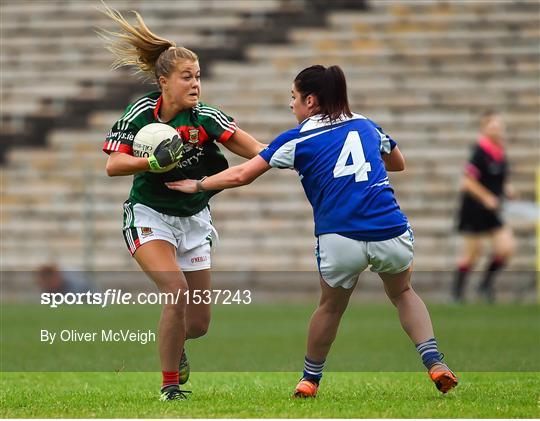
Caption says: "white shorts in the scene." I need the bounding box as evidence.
[316,228,414,289]
[122,201,217,272]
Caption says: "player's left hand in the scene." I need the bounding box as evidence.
[165,179,198,194]
[504,184,520,200]
[148,135,184,171]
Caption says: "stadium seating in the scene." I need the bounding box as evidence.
[1,0,538,299]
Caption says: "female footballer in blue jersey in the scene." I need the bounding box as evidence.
[167,65,458,397]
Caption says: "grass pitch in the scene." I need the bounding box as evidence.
[1,302,538,417]
[1,371,539,418]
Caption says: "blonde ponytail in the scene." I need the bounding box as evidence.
[98,2,198,83]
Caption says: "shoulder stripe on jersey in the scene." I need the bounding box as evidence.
[196,105,234,128]
[198,110,236,133]
[201,112,237,132]
[121,98,156,122]
[269,128,333,169]
[121,100,157,130]
[119,99,157,130]
[121,104,157,130]
[126,104,156,123]
[196,106,233,128]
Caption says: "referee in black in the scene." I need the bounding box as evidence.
[453,110,517,303]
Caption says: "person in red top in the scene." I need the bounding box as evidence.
[453,110,517,303]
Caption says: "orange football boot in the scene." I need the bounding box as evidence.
[428,362,458,393]
[293,379,319,398]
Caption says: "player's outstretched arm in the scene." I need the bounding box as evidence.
[223,128,266,159]
[166,155,271,193]
[382,146,405,172]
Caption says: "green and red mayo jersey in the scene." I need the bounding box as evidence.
[103,91,237,216]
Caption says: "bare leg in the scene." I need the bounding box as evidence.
[134,240,188,372]
[490,226,515,260]
[380,266,433,344]
[458,235,484,267]
[478,226,516,301]
[306,278,356,362]
[184,269,212,339]
[453,235,483,301]
[381,265,458,393]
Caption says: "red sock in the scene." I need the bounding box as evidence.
[162,371,179,388]
[489,256,506,270]
[458,263,471,273]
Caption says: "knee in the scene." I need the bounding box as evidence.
[459,248,481,268]
[458,256,477,268]
[388,285,412,307]
[187,318,210,339]
[498,238,516,260]
[319,299,348,317]
[163,295,188,319]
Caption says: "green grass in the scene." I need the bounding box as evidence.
[1,371,539,418]
[1,302,539,417]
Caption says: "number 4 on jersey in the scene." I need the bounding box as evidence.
[333,131,371,182]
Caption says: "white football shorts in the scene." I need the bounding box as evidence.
[316,227,414,289]
[122,201,217,272]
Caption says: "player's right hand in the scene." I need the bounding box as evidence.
[148,135,184,171]
[165,179,198,194]
[482,194,499,211]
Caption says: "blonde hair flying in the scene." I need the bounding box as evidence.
[98,2,198,85]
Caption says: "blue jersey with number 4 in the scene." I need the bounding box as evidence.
[259,113,409,241]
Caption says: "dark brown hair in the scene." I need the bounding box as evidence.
[294,65,352,122]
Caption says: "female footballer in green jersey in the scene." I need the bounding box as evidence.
[99,5,265,400]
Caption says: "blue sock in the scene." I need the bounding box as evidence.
[302,356,325,384]
[415,338,442,369]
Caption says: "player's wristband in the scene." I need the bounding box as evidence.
[196,176,208,192]
[147,155,161,171]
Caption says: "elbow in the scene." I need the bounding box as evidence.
[235,168,254,186]
[105,162,118,177]
[394,160,405,171]
[234,173,250,186]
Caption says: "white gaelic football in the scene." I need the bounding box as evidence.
[133,123,180,173]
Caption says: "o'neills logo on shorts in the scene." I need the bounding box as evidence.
[141,227,153,237]
[191,256,208,264]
